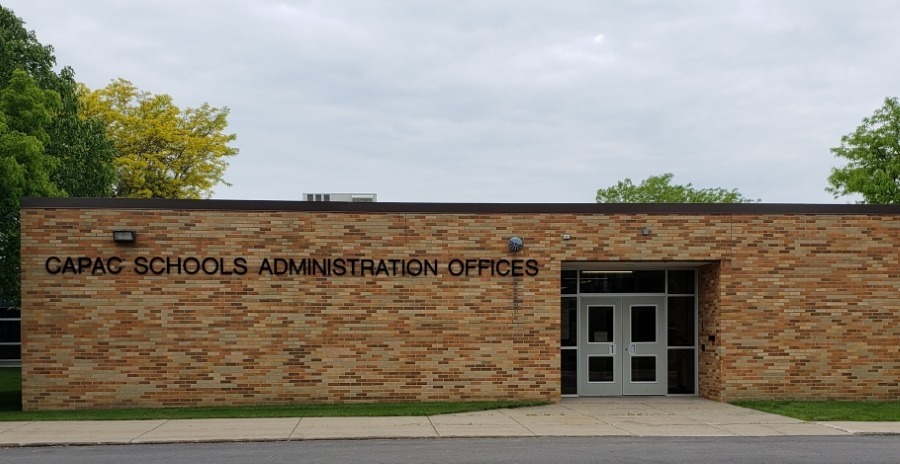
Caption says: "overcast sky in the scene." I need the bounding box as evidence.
[4,1,898,203]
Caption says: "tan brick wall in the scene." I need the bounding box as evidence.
[698,262,722,400]
[717,215,900,401]
[19,206,900,409]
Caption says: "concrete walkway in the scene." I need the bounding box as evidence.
[1,397,898,446]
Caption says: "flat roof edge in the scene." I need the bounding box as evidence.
[18,197,900,215]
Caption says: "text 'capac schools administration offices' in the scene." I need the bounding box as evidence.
[19,198,900,410]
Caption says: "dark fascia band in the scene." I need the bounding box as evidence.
[19,197,900,215]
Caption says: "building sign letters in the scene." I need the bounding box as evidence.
[44,256,540,277]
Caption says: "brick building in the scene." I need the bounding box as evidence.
[18,198,900,410]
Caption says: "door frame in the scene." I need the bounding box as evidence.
[560,266,700,398]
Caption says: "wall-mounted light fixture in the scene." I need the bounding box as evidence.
[641,227,651,236]
[112,230,136,243]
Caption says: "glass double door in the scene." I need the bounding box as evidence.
[578,296,667,396]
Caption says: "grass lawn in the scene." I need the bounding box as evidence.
[733,400,900,421]
[0,367,546,421]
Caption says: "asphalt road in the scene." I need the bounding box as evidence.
[3,436,899,464]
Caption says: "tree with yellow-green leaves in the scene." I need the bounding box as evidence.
[2,5,239,309]
[79,79,239,199]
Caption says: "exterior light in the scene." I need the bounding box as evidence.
[112,230,136,243]
[508,236,523,252]
[642,227,651,236]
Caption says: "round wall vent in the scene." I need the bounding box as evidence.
[508,236,523,252]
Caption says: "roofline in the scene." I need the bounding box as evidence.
[18,197,900,215]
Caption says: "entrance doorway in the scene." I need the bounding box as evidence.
[560,268,697,397]
[579,296,667,395]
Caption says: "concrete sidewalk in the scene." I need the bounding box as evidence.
[1,398,898,446]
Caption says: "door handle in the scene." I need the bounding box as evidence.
[629,343,636,355]
[610,344,615,355]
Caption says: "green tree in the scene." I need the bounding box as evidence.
[595,173,757,203]
[0,6,116,309]
[46,67,117,197]
[0,69,61,144]
[0,71,62,214]
[0,71,62,309]
[0,6,56,89]
[0,6,116,198]
[827,97,900,204]
[79,79,238,199]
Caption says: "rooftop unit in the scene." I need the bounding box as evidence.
[303,193,377,202]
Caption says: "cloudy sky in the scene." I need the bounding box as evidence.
[4,1,898,203]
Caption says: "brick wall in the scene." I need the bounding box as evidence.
[19,204,900,409]
[698,262,722,400]
[718,215,900,401]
